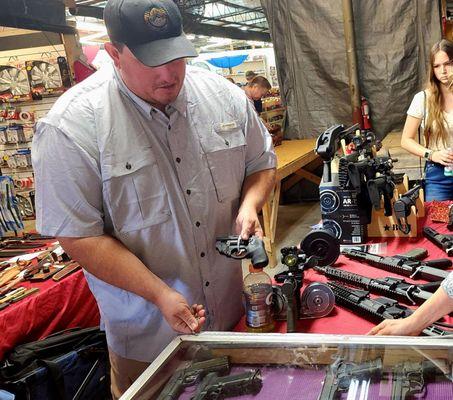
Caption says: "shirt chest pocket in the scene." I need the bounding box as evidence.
[102,150,170,233]
[200,121,246,202]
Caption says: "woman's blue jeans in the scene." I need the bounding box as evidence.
[424,161,453,201]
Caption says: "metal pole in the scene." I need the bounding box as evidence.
[342,0,362,127]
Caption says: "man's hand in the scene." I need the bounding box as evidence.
[235,206,263,240]
[156,288,206,334]
[367,318,421,336]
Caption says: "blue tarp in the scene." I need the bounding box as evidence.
[206,55,248,69]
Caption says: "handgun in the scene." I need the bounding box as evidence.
[191,369,262,400]
[215,235,268,268]
[318,358,382,400]
[391,360,443,400]
[156,356,230,400]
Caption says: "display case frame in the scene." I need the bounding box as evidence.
[122,332,452,399]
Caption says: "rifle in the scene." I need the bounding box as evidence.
[423,227,453,256]
[391,360,444,400]
[316,124,350,183]
[327,281,452,336]
[318,357,382,400]
[393,185,422,234]
[191,369,262,400]
[366,174,395,216]
[215,235,268,269]
[156,356,230,400]
[314,265,435,305]
[341,248,451,282]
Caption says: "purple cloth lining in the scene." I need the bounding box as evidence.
[177,366,453,400]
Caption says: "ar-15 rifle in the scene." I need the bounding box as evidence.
[341,248,451,282]
[215,235,268,268]
[391,360,446,400]
[191,369,262,400]
[318,357,382,400]
[327,281,452,336]
[316,124,360,182]
[314,265,435,305]
[423,226,453,256]
[156,356,230,400]
[350,130,382,154]
[393,185,422,234]
[340,151,400,217]
[366,174,395,216]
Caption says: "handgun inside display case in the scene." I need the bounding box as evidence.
[122,332,453,400]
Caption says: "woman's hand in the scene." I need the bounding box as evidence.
[367,317,422,336]
[431,149,453,166]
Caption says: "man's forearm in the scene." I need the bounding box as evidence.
[240,168,276,212]
[57,235,170,305]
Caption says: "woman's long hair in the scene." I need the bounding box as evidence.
[425,39,453,148]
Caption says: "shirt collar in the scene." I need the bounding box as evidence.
[113,66,187,118]
[113,67,155,116]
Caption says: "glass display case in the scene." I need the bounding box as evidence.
[121,332,453,400]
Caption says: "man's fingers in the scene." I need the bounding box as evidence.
[178,306,198,332]
[240,222,253,239]
[254,226,264,239]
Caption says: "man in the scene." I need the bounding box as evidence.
[245,70,257,84]
[244,75,272,114]
[32,0,276,398]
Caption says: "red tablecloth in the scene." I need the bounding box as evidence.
[235,201,453,334]
[1,202,452,360]
[0,269,100,359]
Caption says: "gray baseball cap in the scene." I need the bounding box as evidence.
[104,0,198,67]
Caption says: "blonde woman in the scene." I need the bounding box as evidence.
[401,39,453,200]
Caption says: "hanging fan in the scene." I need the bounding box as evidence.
[0,66,31,97]
[29,61,63,90]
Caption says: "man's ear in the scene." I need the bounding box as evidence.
[104,42,121,68]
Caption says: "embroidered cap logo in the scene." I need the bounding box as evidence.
[144,7,169,30]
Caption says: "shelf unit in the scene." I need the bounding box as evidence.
[0,26,79,226]
[260,96,286,146]
[223,57,269,85]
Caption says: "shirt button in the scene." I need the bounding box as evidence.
[225,140,229,146]
[176,157,181,163]
[200,252,205,257]
[195,221,201,227]
[186,189,191,195]
[205,281,210,287]
[168,125,171,130]
[125,162,131,170]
